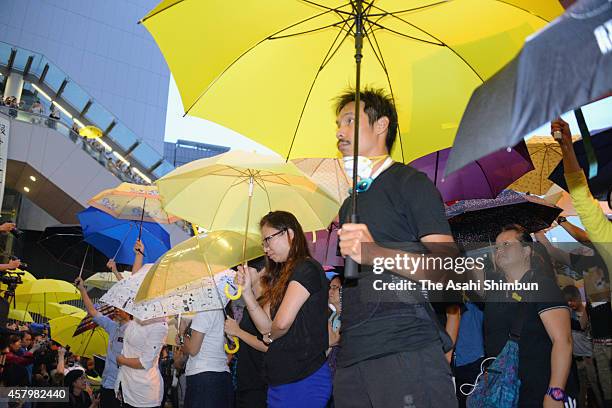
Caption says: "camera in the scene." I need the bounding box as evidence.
[9,228,23,238]
[8,256,27,269]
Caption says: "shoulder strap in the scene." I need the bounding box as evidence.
[509,301,529,342]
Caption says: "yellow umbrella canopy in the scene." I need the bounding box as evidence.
[15,302,83,320]
[84,272,130,291]
[8,309,34,323]
[137,230,263,301]
[15,279,80,304]
[49,312,109,358]
[155,150,340,234]
[78,125,103,139]
[292,158,350,204]
[509,135,579,195]
[142,0,563,163]
[88,183,180,224]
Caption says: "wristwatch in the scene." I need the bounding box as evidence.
[556,216,567,224]
[263,332,273,345]
[547,387,567,402]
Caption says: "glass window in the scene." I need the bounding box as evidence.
[130,142,160,169]
[85,102,113,130]
[62,81,89,112]
[108,123,138,151]
[43,63,66,93]
[30,56,48,77]
[152,161,174,179]
[12,48,33,71]
[0,43,12,66]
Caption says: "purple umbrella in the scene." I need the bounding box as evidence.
[409,142,534,203]
[305,221,343,268]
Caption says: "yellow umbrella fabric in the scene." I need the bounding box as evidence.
[509,135,579,195]
[88,183,180,224]
[78,125,103,139]
[8,309,34,323]
[142,0,563,163]
[15,279,80,304]
[155,150,340,234]
[136,230,263,301]
[85,272,130,291]
[15,302,83,320]
[49,312,109,358]
[292,158,350,205]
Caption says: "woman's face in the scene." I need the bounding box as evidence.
[73,374,86,392]
[261,224,292,263]
[494,230,530,272]
[329,277,341,306]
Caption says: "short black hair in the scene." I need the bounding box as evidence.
[500,224,533,245]
[562,285,581,302]
[335,87,398,153]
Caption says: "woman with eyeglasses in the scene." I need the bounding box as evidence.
[235,211,331,408]
[481,224,577,407]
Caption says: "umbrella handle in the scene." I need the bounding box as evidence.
[224,283,241,301]
[224,336,239,354]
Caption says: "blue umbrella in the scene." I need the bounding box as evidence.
[77,207,171,265]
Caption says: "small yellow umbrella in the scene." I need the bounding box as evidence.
[85,272,130,291]
[136,230,263,301]
[8,309,34,323]
[509,135,579,195]
[78,125,103,139]
[16,302,83,320]
[49,312,109,358]
[88,183,180,224]
[15,279,80,304]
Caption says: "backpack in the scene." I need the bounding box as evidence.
[466,302,527,408]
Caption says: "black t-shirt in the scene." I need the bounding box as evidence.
[338,163,452,367]
[569,253,612,339]
[264,258,328,386]
[484,271,577,403]
[236,310,267,393]
[68,391,92,408]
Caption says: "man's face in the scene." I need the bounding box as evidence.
[336,102,383,157]
[494,230,530,271]
[9,340,21,353]
[22,334,32,348]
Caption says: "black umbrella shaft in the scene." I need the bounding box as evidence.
[345,0,364,280]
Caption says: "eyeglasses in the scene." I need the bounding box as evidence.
[262,229,286,248]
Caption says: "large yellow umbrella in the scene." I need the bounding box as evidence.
[8,309,34,323]
[141,0,563,163]
[88,183,180,224]
[156,150,340,235]
[136,230,263,301]
[49,312,109,358]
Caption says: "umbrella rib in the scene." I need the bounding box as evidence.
[493,0,553,23]
[269,20,349,40]
[300,0,353,15]
[362,22,405,162]
[208,178,249,230]
[183,7,344,115]
[139,0,186,23]
[368,4,484,82]
[367,1,450,17]
[284,18,356,161]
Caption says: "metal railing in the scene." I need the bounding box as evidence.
[0,105,147,184]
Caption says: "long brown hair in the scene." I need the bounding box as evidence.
[259,211,311,317]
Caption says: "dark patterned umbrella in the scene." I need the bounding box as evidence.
[446,190,562,245]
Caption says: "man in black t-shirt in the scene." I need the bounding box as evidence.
[334,88,458,407]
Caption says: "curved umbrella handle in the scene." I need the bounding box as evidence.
[224,336,239,354]
[225,283,242,301]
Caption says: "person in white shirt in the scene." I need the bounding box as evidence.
[115,317,168,408]
[181,309,233,408]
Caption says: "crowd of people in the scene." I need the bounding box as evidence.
[0,88,610,408]
[0,95,148,185]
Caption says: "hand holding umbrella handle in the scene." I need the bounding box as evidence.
[224,336,239,354]
[225,283,242,301]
